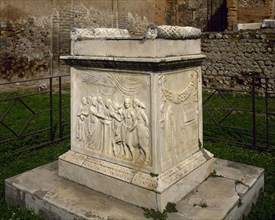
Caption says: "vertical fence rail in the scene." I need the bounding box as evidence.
[265,78,269,149]
[49,77,54,142]
[59,76,63,138]
[0,75,70,155]
[202,73,274,152]
[251,75,257,148]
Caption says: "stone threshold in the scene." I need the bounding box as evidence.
[5,158,264,220]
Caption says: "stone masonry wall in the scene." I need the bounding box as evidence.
[202,29,275,92]
[0,0,229,83]
[1,0,275,92]
[0,0,152,82]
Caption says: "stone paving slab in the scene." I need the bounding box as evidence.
[5,159,264,220]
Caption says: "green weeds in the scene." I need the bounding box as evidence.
[142,202,177,220]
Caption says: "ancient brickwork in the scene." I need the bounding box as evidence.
[165,0,208,30]
[202,29,275,91]
[227,0,275,30]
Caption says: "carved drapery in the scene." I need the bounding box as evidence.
[75,71,151,165]
[80,71,147,96]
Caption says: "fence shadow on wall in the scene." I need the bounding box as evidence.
[0,75,70,156]
[203,73,275,151]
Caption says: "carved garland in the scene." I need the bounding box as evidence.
[161,71,197,104]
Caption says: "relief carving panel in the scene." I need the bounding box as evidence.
[159,69,199,167]
[72,69,151,166]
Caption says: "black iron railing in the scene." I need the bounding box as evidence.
[0,73,274,154]
[203,73,275,151]
[0,75,70,155]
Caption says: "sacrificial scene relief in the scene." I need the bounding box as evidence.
[76,95,151,165]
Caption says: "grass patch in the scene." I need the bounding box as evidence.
[0,140,70,220]
[0,88,274,219]
[203,91,275,149]
[0,88,70,155]
[142,202,177,220]
[208,169,223,178]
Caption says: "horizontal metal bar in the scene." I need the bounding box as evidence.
[0,90,50,102]
[8,136,70,156]
[0,75,70,86]
[203,122,252,132]
[203,87,251,93]
[204,135,252,146]
[0,127,52,145]
[204,106,252,113]
[204,136,275,151]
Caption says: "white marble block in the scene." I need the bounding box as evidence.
[60,25,214,211]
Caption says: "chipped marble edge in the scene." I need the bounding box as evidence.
[59,150,213,193]
[214,158,264,188]
[5,161,58,185]
[5,162,60,197]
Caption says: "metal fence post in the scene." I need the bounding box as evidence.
[265,77,269,149]
[252,75,256,148]
[59,76,63,138]
[49,77,54,142]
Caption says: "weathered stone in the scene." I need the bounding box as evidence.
[144,24,201,40]
[5,159,264,220]
[59,26,212,211]
[262,19,275,28]
[233,23,262,32]
[71,38,201,57]
[70,28,130,41]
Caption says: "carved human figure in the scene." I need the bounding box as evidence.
[133,98,150,164]
[76,97,89,147]
[96,96,112,152]
[105,99,122,156]
[121,98,136,161]
[78,95,150,164]
[112,102,124,158]
[87,96,102,150]
[166,105,176,151]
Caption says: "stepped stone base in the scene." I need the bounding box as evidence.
[5,158,264,220]
[58,149,215,210]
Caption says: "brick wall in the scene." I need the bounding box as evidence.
[227,0,275,30]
